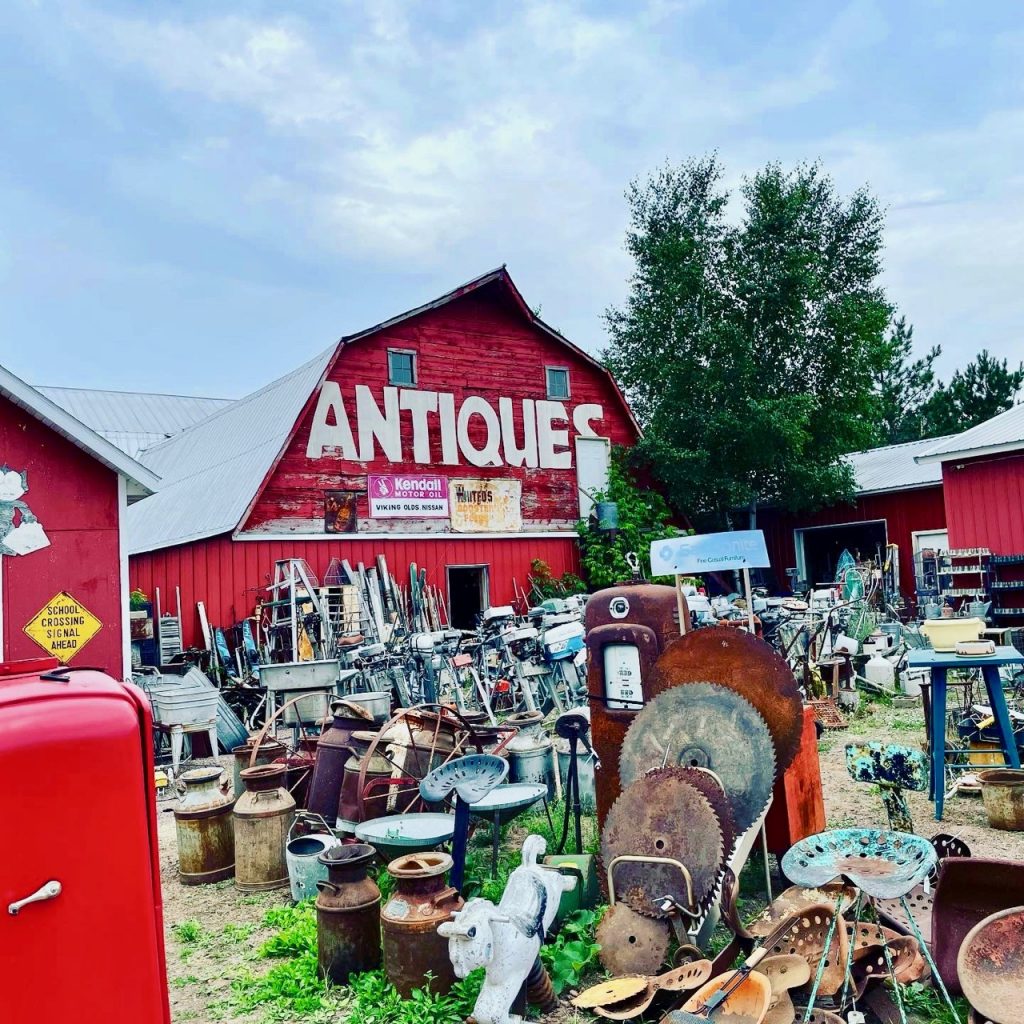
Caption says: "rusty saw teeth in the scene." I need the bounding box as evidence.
[618,682,777,836]
[601,771,727,918]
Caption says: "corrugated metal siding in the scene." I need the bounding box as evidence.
[920,402,1024,459]
[36,387,232,457]
[944,453,1024,552]
[126,349,334,553]
[759,485,947,595]
[846,437,947,493]
[129,533,580,647]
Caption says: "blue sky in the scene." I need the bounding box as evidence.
[2,1,1022,397]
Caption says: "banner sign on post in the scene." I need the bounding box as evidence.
[450,479,522,533]
[368,474,450,519]
[649,529,771,576]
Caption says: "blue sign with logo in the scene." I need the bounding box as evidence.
[650,530,770,576]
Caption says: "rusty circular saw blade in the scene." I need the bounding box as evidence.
[655,765,738,857]
[596,903,671,977]
[602,771,726,917]
[651,627,803,773]
[619,683,777,835]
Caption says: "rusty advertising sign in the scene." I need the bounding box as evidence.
[24,591,103,663]
[449,479,522,533]
[324,490,358,532]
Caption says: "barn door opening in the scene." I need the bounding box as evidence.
[576,436,611,519]
[446,565,490,630]
[795,519,888,587]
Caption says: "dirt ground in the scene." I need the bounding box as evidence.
[157,697,1024,1022]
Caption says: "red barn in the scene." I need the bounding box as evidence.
[916,404,1024,554]
[759,437,948,597]
[0,365,158,676]
[128,268,638,641]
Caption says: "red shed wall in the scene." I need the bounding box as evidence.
[0,395,124,674]
[943,453,1024,553]
[130,533,580,648]
[759,485,947,596]
[244,283,637,535]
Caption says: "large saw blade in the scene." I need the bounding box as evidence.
[596,903,671,977]
[657,765,738,857]
[619,683,776,834]
[602,771,726,917]
[650,627,803,774]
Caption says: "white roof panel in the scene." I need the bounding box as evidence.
[126,348,332,554]
[36,386,232,457]
[915,402,1024,463]
[846,436,948,494]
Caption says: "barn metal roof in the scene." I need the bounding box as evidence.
[126,347,334,554]
[846,436,947,494]
[1,364,159,495]
[915,402,1024,463]
[127,267,639,556]
[36,386,232,458]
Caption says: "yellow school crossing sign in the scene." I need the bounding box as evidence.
[24,592,103,663]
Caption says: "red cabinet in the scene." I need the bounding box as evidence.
[0,658,171,1023]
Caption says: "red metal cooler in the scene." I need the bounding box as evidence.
[0,657,171,1023]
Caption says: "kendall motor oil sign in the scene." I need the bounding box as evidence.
[368,474,450,519]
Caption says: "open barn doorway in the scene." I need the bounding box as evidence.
[446,565,490,630]
[795,520,888,587]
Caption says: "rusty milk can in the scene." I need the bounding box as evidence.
[174,766,236,885]
[306,701,372,822]
[233,764,295,892]
[339,730,392,829]
[231,736,286,797]
[381,851,463,997]
[315,843,381,984]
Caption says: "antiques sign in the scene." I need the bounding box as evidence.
[368,475,450,519]
[450,479,522,533]
[24,591,103,663]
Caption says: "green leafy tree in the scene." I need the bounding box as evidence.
[919,349,1024,437]
[871,316,941,443]
[605,157,892,530]
[576,456,682,590]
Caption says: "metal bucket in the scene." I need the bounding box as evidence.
[508,712,555,800]
[556,745,596,812]
[342,691,391,723]
[286,827,340,902]
[977,769,1024,830]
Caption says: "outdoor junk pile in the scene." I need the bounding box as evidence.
[161,572,1024,1024]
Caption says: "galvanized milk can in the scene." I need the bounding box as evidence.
[233,764,295,892]
[174,766,235,884]
[315,843,381,983]
[380,851,463,997]
[506,710,555,800]
[306,700,372,822]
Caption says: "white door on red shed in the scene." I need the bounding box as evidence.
[576,437,610,519]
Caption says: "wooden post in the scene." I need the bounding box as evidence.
[742,567,756,635]
[675,574,688,635]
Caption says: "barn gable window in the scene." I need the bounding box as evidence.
[545,366,570,400]
[388,349,417,386]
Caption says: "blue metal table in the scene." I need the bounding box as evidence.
[906,646,1023,820]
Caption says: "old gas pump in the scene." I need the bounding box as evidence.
[585,560,686,830]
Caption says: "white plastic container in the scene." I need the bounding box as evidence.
[864,652,896,691]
